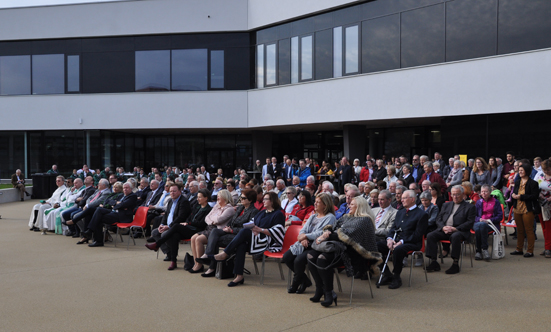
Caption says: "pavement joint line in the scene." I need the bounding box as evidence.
[277,306,355,331]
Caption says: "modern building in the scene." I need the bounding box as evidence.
[0,0,550,178]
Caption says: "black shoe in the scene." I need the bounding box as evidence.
[524,252,534,258]
[188,266,204,274]
[512,236,517,240]
[163,255,171,261]
[21,198,24,202]
[25,191,30,197]
[228,278,244,287]
[388,276,402,289]
[445,264,460,274]
[195,257,212,265]
[201,270,216,278]
[510,250,524,255]
[72,233,81,238]
[321,291,338,307]
[29,227,39,231]
[34,228,41,232]
[65,231,74,237]
[378,274,393,286]
[296,277,312,294]
[81,231,92,241]
[88,241,104,247]
[426,261,441,272]
[146,237,156,243]
[310,288,324,302]
[76,238,89,245]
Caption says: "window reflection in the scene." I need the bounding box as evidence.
[291,37,299,83]
[333,27,342,77]
[301,35,312,80]
[32,54,64,95]
[257,44,264,88]
[362,14,400,73]
[172,49,208,91]
[210,50,224,89]
[135,50,170,92]
[67,55,80,92]
[0,55,31,95]
[345,25,359,74]
[266,43,277,85]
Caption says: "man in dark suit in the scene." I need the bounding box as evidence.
[61,176,96,237]
[425,185,476,274]
[283,158,294,186]
[417,161,448,195]
[267,157,281,180]
[377,190,428,289]
[147,184,192,259]
[82,182,138,247]
[135,177,151,206]
[134,179,162,213]
[11,169,29,201]
[338,157,353,194]
[186,181,199,210]
[411,155,424,183]
[69,179,112,232]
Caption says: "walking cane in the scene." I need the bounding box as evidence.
[376,228,402,288]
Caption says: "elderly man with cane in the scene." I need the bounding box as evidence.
[376,190,428,289]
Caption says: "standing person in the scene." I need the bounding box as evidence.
[337,157,353,194]
[11,169,30,201]
[470,157,491,186]
[510,163,541,257]
[537,159,551,258]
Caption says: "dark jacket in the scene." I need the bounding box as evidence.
[435,200,476,238]
[229,205,259,233]
[339,164,353,185]
[267,163,282,180]
[512,177,541,214]
[387,206,428,247]
[185,204,213,231]
[103,192,124,210]
[162,195,192,227]
[112,193,138,223]
[372,166,387,183]
[77,186,96,208]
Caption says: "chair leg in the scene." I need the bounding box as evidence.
[459,243,464,270]
[252,258,259,275]
[349,276,354,305]
[260,255,266,285]
[469,242,474,267]
[409,253,414,287]
[504,226,509,245]
[114,227,118,247]
[278,260,285,280]
[438,242,444,264]
[334,268,342,293]
[422,253,428,282]
[287,268,292,288]
[366,270,374,299]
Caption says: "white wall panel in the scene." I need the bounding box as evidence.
[248,49,551,127]
[0,0,248,40]
[0,91,248,130]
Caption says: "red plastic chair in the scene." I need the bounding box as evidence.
[407,236,427,287]
[260,225,301,285]
[501,207,517,245]
[438,238,473,269]
[115,206,148,249]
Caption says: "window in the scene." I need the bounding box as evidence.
[278,39,291,85]
[291,37,299,83]
[32,54,64,94]
[362,14,400,73]
[210,50,224,89]
[256,44,264,88]
[266,43,277,86]
[344,25,359,74]
[135,50,170,92]
[315,29,332,80]
[172,49,208,91]
[300,35,313,81]
[67,55,80,92]
[0,55,31,95]
[333,27,343,78]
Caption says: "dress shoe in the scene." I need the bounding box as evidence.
[523,252,534,258]
[378,274,393,286]
[310,287,324,302]
[195,257,212,265]
[65,231,75,237]
[228,278,244,287]
[475,252,482,260]
[146,237,156,243]
[415,255,424,267]
[25,191,30,197]
[188,266,204,274]
[201,270,216,278]
[34,228,41,232]
[296,277,312,294]
[426,260,441,272]
[21,198,24,202]
[214,252,229,261]
[321,291,338,307]
[163,255,171,261]
[81,231,92,241]
[145,242,159,251]
[545,250,551,258]
[88,241,104,247]
[167,262,177,271]
[388,276,402,289]
[29,227,39,231]
[510,250,524,255]
[72,233,81,238]
[445,263,460,274]
[482,249,491,261]
[76,238,89,245]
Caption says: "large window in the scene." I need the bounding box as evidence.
[291,37,299,83]
[67,55,80,92]
[333,27,342,78]
[344,25,359,74]
[32,54,64,94]
[0,55,31,95]
[256,44,264,88]
[210,50,224,89]
[362,14,400,73]
[265,43,277,86]
[172,49,208,91]
[135,50,170,92]
[300,35,313,81]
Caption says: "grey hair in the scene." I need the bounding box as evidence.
[420,191,432,200]
[150,179,159,186]
[454,160,461,166]
[423,161,433,168]
[379,189,392,200]
[307,175,315,182]
[347,184,360,196]
[286,186,297,196]
[140,177,150,184]
[322,181,334,190]
[366,181,376,189]
[98,178,109,187]
[264,174,272,180]
[481,184,491,192]
[276,179,285,186]
[190,181,199,188]
[266,180,274,187]
[452,185,465,193]
[396,185,407,193]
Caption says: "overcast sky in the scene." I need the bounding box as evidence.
[0,0,126,9]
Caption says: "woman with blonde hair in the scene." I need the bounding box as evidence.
[307,196,382,307]
[470,157,490,185]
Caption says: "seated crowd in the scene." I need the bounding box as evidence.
[23,151,551,307]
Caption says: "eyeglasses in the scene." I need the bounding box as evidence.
[240,196,247,200]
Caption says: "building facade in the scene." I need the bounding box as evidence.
[1,0,550,177]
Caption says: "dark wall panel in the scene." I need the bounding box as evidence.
[362,14,400,73]
[315,29,333,80]
[278,38,291,85]
[225,47,250,90]
[82,51,134,93]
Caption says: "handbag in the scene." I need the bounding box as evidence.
[215,256,235,280]
[184,252,194,271]
[311,240,346,253]
[487,222,504,260]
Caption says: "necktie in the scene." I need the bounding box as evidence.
[89,190,101,203]
[375,209,384,228]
